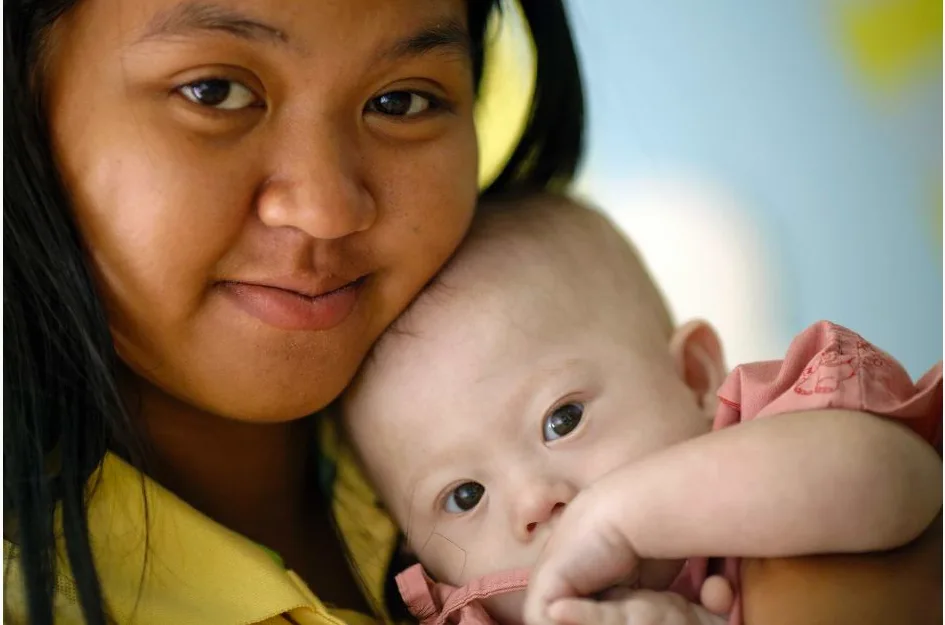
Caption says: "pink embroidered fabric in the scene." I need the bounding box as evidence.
[716,321,942,451]
[395,321,943,625]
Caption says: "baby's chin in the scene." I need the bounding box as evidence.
[481,591,527,625]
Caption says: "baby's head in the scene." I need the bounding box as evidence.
[342,194,727,622]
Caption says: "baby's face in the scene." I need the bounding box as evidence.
[344,275,713,621]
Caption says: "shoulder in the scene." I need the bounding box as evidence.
[321,416,402,611]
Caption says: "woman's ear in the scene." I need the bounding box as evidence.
[668,320,726,418]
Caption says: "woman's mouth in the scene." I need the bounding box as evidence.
[219,275,367,332]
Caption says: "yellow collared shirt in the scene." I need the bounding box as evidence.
[4,419,400,624]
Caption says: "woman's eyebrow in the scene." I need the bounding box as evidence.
[134,2,470,62]
[136,1,289,45]
[381,20,472,62]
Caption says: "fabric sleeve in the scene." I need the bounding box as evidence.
[714,321,942,452]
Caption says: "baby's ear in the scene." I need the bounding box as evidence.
[668,320,726,418]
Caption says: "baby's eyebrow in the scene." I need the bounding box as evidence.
[402,456,465,514]
[402,444,461,493]
[403,470,438,510]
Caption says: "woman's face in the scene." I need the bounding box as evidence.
[46,0,479,421]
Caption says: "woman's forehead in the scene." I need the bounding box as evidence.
[64,0,472,56]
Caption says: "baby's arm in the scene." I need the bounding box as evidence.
[596,407,941,560]
[526,325,942,625]
[523,410,940,625]
[611,321,943,560]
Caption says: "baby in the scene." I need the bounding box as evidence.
[342,193,942,625]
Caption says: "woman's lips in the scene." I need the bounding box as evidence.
[220,276,365,332]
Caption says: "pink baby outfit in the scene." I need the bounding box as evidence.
[395,321,943,625]
[396,567,530,625]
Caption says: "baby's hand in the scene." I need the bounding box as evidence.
[542,590,727,625]
[524,485,643,624]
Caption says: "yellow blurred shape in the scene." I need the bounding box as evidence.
[474,1,536,189]
[835,0,942,93]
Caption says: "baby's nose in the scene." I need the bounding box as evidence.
[512,480,576,542]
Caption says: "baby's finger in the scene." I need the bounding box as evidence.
[524,529,637,624]
[699,575,734,616]
[552,590,728,625]
[523,568,586,625]
[599,586,635,602]
[547,598,631,625]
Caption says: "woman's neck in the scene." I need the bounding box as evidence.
[121,373,372,612]
[125,375,317,547]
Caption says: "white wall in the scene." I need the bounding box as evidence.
[568,0,942,375]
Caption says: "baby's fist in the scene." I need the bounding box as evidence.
[544,590,727,625]
[524,487,641,624]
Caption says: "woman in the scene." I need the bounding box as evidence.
[4,1,939,624]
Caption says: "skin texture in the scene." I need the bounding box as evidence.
[44,0,477,609]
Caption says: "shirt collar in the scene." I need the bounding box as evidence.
[75,452,317,624]
[6,419,399,625]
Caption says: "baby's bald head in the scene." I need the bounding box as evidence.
[381,192,674,361]
[345,193,679,516]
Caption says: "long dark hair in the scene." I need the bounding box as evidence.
[3,1,584,624]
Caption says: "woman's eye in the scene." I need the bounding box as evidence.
[367,91,436,117]
[177,79,259,110]
[543,403,584,442]
[443,481,485,513]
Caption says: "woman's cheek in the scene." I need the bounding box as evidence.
[71,137,251,305]
[368,119,478,305]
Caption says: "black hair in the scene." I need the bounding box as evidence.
[3,1,584,624]
[482,0,585,195]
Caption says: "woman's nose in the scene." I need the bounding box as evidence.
[510,478,577,543]
[256,129,377,240]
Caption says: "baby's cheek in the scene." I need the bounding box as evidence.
[413,532,473,584]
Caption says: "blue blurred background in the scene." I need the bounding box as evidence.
[563,0,942,375]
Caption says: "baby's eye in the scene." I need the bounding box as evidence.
[366,91,438,117]
[543,402,584,442]
[177,78,260,110]
[444,481,485,513]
